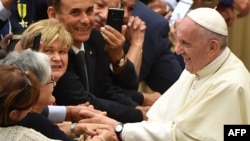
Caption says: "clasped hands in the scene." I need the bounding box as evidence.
[58,102,118,141]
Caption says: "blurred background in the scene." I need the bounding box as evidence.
[228,14,250,72]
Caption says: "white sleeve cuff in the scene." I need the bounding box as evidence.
[0,1,11,21]
[122,121,172,141]
[48,105,66,123]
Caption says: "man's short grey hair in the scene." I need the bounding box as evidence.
[0,49,51,85]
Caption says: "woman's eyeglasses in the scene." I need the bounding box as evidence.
[46,76,56,87]
[11,62,32,88]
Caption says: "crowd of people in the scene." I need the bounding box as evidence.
[0,0,250,141]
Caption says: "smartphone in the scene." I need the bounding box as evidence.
[32,32,41,51]
[106,8,124,32]
[169,0,193,26]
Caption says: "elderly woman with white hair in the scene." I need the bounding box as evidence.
[0,50,117,141]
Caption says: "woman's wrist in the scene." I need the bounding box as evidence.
[70,122,80,138]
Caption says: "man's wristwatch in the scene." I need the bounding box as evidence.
[113,55,127,67]
[115,123,124,141]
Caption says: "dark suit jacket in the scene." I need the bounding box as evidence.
[8,0,47,32]
[109,57,144,105]
[53,29,143,123]
[0,20,8,30]
[125,0,183,93]
[109,60,139,90]
[0,0,48,50]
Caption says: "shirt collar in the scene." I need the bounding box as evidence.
[72,43,85,54]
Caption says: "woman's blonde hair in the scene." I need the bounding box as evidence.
[20,19,73,50]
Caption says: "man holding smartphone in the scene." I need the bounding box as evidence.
[94,0,165,106]
[47,0,152,123]
[94,0,146,75]
[93,0,183,94]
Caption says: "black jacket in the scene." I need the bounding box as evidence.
[53,29,143,123]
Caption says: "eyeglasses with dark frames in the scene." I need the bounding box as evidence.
[11,62,32,88]
[46,76,55,87]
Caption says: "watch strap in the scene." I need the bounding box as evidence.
[115,123,124,141]
[70,122,79,138]
[112,55,127,67]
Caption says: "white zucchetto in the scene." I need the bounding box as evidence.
[187,8,228,36]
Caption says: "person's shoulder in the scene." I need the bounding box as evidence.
[23,113,53,124]
[88,28,104,42]
[218,52,250,82]
[87,28,105,48]
[90,28,103,39]
[0,126,29,140]
[0,126,60,141]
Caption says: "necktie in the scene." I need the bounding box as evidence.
[76,51,89,91]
